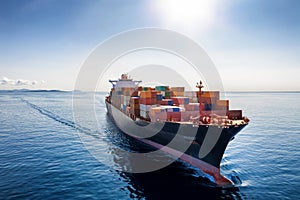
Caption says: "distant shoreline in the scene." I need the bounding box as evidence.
[0,89,300,93]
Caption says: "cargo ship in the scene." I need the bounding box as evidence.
[105,74,249,187]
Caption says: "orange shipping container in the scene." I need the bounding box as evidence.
[139,91,152,98]
[173,91,184,96]
[199,91,220,99]
[216,100,229,107]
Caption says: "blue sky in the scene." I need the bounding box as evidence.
[0,0,299,91]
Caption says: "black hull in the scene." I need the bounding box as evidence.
[105,101,247,186]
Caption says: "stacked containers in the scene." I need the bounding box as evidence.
[155,86,172,98]
[149,106,183,122]
[164,105,182,121]
[171,97,189,106]
[110,89,121,108]
[181,102,204,121]
[111,85,239,121]
[199,91,220,111]
[184,91,198,103]
[111,87,136,113]
[120,95,131,111]
[139,90,157,104]
[155,86,168,91]
[184,103,202,111]
[129,97,140,116]
[159,99,173,105]
[171,87,184,96]
[215,100,229,111]
[156,94,163,101]
[142,86,152,91]
[150,106,166,122]
[139,89,158,119]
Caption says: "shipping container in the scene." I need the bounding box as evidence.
[173,91,184,96]
[227,110,242,120]
[200,97,218,104]
[156,94,163,101]
[161,105,182,112]
[181,111,200,121]
[140,110,150,119]
[184,91,198,97]
[129,107,140,116]
[215,105,229,111]
[140,104,152,111]
[155,86,169,91]
[165,91,171,98]
[130,96,140,104]
[158,99,173,105]
[171,87,185,92]
[140,98,156,105]
[150,112,167,122]
[184,103,204,111]
[131,91,139,97]
[199,91,220,99]
[204,104,215,111]
[166,112,181,121]
[142,87,153,91]
[171,97,189,105]
[216,100,229,107]
[139,91,152,98]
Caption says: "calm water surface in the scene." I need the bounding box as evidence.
[0,91,299,199]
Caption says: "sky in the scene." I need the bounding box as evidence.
[0,0,299,91]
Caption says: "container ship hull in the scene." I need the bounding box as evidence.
[105,100,247,186]
[105,74,249,187]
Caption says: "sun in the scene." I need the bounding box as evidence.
[155,0,216,30]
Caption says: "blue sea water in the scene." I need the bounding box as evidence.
[0,91,299,199]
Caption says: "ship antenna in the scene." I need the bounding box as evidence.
[196,80,204,118]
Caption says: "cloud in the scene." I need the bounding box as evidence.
[0,77,45,87]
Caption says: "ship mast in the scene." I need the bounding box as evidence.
[196,80,204,118]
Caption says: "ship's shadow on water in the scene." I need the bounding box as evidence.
[119,169,243,199]
[104,114,245,199]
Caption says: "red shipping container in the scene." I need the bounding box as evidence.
[171,97,189,105]
[158,99,173,105]
[130,97,140,103]
[131,91,139,97]
[166,112,181,121]
[151,97,157,104]
[139,98,152,105]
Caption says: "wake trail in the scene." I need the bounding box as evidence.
[20,98,101,139]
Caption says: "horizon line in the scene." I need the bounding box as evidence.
[1,89,300,93]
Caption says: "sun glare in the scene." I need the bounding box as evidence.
[155,0,216,31]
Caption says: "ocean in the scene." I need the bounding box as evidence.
[0,91,299,199]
